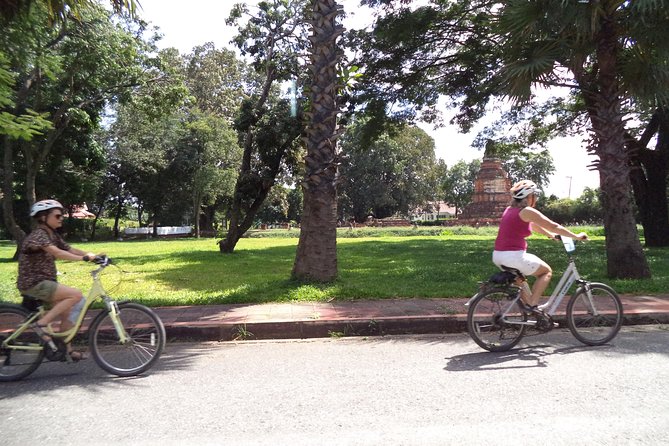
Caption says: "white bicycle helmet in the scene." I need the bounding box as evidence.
[30,199,64,217]
[511,180,541,200]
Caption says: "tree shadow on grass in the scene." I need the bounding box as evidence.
[138,239,495,305]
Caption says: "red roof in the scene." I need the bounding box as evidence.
[70,204,95,219]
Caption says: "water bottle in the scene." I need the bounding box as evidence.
[561,236,576,253]
[69,297,85,324]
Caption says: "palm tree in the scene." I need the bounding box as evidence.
[496,0,669,279]
[292,0,343,281]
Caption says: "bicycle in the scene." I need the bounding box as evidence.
[0,256,166,381]
[466,236,623,352]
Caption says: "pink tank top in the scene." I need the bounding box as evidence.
[494,207,531,251]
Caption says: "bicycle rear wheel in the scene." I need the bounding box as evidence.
[0,304,44,382]
[89,302,166,377]
[566,282,623,346]
[467,288,527,352]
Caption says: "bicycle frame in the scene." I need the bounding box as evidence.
[2,262,129,352]
[538,255,584,315]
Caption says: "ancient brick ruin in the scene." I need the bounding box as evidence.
[457,155,512,226]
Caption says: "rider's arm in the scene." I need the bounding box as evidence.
[68,246,96,258]
[530,222,556,239]
[43,244,94,261]
[520,207,588,240]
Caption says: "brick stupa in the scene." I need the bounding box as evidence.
[457,152,512,226]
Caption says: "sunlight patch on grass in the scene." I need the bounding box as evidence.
[287,284,331,301]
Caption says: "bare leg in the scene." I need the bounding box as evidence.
[527,264,552,307]
[37,284,83,330]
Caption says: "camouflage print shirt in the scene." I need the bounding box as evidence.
[17,228,71,292]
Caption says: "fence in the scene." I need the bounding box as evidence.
[123,226,192,237]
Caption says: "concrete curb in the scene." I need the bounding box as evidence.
[162,311,669,342]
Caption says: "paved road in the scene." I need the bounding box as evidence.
[2,326,669,446]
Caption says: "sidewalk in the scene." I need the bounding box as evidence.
[153,295,669,342]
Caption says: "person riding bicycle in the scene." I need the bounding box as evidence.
[493,180,588,314]
[17,199,98,361]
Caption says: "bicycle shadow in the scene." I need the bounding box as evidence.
[444,343,602,372]
[0,343,206,399]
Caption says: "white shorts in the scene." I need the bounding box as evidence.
[492,250,544,276]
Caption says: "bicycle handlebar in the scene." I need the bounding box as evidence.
[93,255,112,266]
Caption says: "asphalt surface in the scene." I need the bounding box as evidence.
[2,327,669,446]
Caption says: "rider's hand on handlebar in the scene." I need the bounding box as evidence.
[92,254,110,265]
[575,232,588,241]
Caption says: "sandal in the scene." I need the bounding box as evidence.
[67,349,88,362]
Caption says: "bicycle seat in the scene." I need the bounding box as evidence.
[500,265,524,277]
[21,294,43,313]
[487,265,525,285]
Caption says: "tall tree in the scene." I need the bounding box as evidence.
[292,0,344,281]
[338,121,440,221]
[219,0,308,253]
[495,0,665,278]
[1,2,157,246]
[0,0,139,23]
[181,44,248,236]
[0,52,51,140]
[184,43,249,118]
[442,159,480,217]
[627,107,669,246]
[185,112,240,238]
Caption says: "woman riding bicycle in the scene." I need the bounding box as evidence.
[493,180,588,313]
[17,199,98,361]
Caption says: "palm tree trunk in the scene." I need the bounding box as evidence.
[591,16,650,279]
[292,0,343,282]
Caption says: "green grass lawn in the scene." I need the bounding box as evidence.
[0,230,666,307]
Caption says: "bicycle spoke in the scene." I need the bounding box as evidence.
[89,303,165,377]
[0,305,44,381]
[567,283,623,346]
[467,289,527,352]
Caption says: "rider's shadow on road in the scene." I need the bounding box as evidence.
[444,344,596,372]
[0,344,205,399]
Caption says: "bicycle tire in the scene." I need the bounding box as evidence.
[0,304,44,382]
[566,282,623,346]
[467,288,528,352]
[88,302,166,377]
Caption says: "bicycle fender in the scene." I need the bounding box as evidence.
[0,302,30,312]
[465,293,480,307]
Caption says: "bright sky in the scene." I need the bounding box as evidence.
[135,0,600,198]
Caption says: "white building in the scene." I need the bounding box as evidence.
[410,201,456,222]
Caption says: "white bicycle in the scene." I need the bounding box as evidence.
[466,236,623,352]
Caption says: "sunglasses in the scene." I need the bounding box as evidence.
[52,213,64,220]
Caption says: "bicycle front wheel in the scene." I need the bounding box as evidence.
[566,282,623,346]
[0,304,44,382]
[89,302,166,377]
[467,288,527,352]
